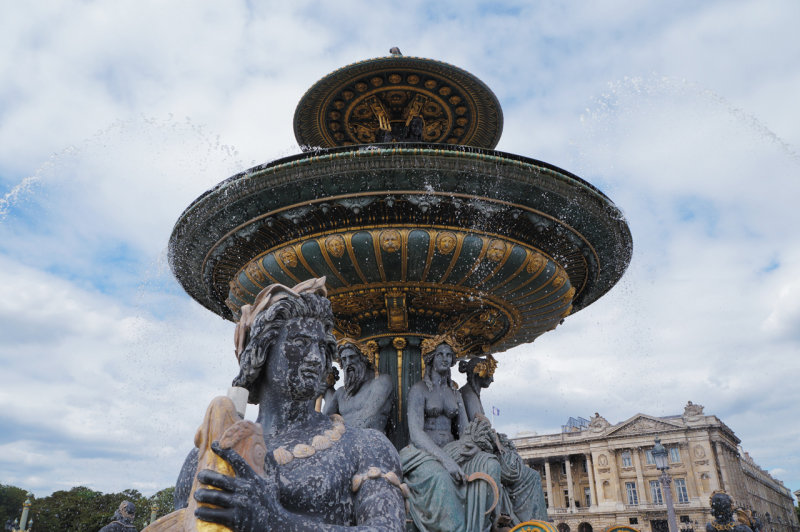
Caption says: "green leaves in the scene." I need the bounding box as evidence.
[1,484,174,531]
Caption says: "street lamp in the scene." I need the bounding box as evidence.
[653,438,679,532]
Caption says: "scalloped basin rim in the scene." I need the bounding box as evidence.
[172,143,619,227]
[168,143,632,328]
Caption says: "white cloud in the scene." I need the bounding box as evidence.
[1,0,799,499]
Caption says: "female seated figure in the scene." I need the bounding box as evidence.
[459,356,547,525]
[401,335,501,532]
[172,278,405,531]
[458,355,497,421]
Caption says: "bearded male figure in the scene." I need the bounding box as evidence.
[323,338,394,433]
[171,278,405,531]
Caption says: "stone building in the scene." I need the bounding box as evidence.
[512,402,798,532]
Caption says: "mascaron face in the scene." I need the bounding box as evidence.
[266,318,334,400]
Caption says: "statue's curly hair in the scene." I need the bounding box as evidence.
[232,292,336,404]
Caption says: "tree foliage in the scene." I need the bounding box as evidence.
[0,484,29,529]
[0,483,175,531]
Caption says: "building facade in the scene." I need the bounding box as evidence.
[512,402,798,532]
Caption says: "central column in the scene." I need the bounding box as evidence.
[376,335,423,449]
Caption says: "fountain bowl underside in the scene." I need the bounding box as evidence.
[169,144,631,356]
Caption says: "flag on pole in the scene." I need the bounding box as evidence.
[492,406,500,416]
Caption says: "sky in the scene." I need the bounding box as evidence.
[1,0,798,503]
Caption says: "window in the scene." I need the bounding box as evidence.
[564,489,570,506]
[674,478,689,503]
[622,451,632,467]
[680,516,692,523]
[544,490,549,506]
[584,487,592,507]
[561,461,567,475]
[582,459,588,472]
[670,446,681,463]
[650,480,663,504]
[625,482,639,505]
[630,518,639,525]
[645,449,656,465]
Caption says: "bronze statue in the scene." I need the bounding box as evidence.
[458,355,498,422]
[458,355,548,526]
[494,432,548,524]
[323,338,394,432]
[400,334,501,532]
[707,492,753,532]
[170,278,405,531]
[99,501,136,531]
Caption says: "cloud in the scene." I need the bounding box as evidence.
[1,0,799,499]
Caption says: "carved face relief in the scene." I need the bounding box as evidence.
[436,232,457,254]
[267,318,332,401]
[245,261,266,283]
[380,230,402,253]
[325,235,346,258]
[486,239,507,262]
[598,454,608,466]
[527,254,545,274]
[278,247,299,268]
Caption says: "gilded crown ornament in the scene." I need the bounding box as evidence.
[420,332,463,358]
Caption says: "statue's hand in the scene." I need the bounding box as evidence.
[441,455,465,484]
[194,442,281,532]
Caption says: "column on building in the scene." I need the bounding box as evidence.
[714,441,732,494]
[609,449,624,505]
[586,453,598,507]
[565,455,576,512]
[683,439,701,500]
[544,460,554,510]
[632,447,647,504]
[729,448,749,506]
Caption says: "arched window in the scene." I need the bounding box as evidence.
[558,523,571,532]
[579,522,593,532]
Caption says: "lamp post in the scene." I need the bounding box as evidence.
[653,438,679,532]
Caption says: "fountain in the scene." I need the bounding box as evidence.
[168,53,632,449]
